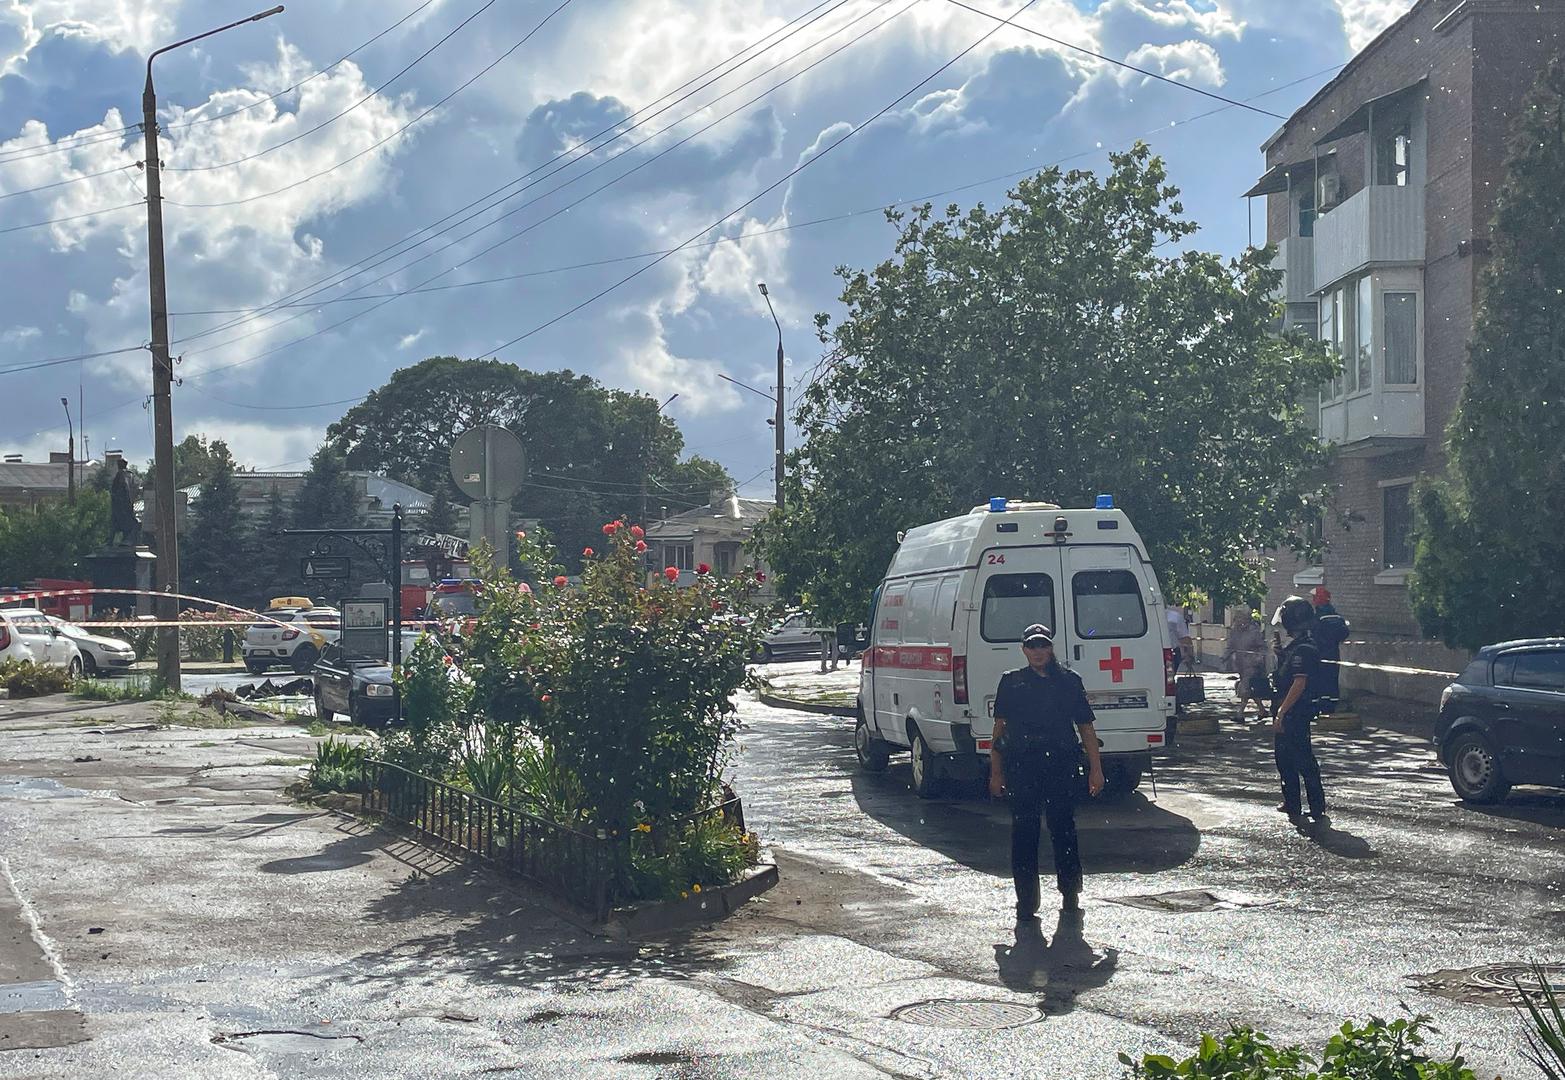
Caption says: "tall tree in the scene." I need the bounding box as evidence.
[752,144,1334,623]
[419,486,457,536]
[155,435,236,490]
[327,357,731,568]
[1411,56,1565,649]
[242,490,293,608]
[291,445,362,530]
[183,457,245,606]
[0,493,110,582]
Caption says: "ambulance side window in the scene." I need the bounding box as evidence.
[1072,570,1148,639]
[980,574,1056,643]
[879,584,908,644]
[903,581,938,644]
[932,576,961,643]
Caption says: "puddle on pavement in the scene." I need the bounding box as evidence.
[0,777,93,800]
[213,1030,362,1054]
[620,1050,697,1066]
[1107,888,1279,913]
[1409,964,1565,1007]
[0,980,72,1014]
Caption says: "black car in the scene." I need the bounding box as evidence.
[312,643,399,727]
[1434,638,1565,803]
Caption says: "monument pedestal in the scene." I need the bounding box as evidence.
[84,546,157,616]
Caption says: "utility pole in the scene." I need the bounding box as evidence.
[758,283,784,510]
[142,6,282,691]
[60,398,74,505]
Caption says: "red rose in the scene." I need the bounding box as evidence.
[696,563,711,575]
[636,540,648,553]
[541,693,552,704]
[442,655,454,665]
[582,547,595,557]
[664,566,680,582]
[631,525,645,539]
[712,600,722,611]
[755,571,767,583]
[553,575,568,587]
[602,521,620,535]
[514,529,526,540]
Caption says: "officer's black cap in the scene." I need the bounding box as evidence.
[1021,624,1053,648]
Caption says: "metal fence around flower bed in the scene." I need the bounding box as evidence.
[361,759,626,918]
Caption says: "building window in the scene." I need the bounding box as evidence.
[1383,292,1418,384]
[1355,276,1373,391]
[1382,485,1413,569]
[663,543,693,571]
[1297,185,1315,238]
[1374,120,1412,187]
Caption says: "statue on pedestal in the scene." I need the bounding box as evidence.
[108,458,141,547]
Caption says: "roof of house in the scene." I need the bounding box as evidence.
[181,470,433,510]
[0,460,100,492]
[646,496,774,539]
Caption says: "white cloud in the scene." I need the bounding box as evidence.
[1332,0,1413,52]
[397,329,427,350]
[178,417,322,471]
[1121,40,1226,90]
[0,325,41,344]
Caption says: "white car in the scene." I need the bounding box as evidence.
[48,617,137,676]
[0,608,84,675]
[242,607,341,675]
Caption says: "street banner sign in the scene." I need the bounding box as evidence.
[339,598,389,661]
[300,556,352,581]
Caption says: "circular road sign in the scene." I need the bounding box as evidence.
[450,424,526,501]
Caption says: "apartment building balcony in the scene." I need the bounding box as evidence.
[1318,388,1424,455]
[1313,184,1424,288]
[1271,236,1315,303]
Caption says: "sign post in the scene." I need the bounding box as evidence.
[451,425,526,558]
[299,555,351,582]
[339,598,389,662]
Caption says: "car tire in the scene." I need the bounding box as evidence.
[244,659,268,676]
[758,643,774,665]
[79,651,97,676]
[1099,762,1143,802]
[67,655,82,678]
[290,644,320,676]
[1447,731,1510,804]
[855,715,891,773]
[909,729,941,799]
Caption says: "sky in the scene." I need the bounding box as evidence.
[0,0,1413,499]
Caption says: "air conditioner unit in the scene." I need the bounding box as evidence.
[1318,174,1341,210]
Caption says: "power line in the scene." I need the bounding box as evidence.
[0,200,141,236]
[941,0,1287,120]
[0,163,137,202]
[0,345,146,378]
[164,0,856,344]
[164,0,439,134]
[486,0,1046,355]
[178,0,917,382]
[162,0,502,174]
[161,0,581,208]
[0,126,137,167]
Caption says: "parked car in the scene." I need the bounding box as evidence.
[1435,638,1565,803]
[242,607,341,675]
[0,608,83,674]
[756,613,833,663]
[47,617,136,676]
[312,629,424,726]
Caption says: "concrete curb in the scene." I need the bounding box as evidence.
[756,689,850,715]
[601,861,780,940]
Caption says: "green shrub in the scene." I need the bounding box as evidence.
[627,814,759,902]
[308,736,366,794]
[1120,1016,1478,1080]
[1520,964,1565,1080]
[0,659,74,698]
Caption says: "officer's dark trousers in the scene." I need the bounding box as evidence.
[1274,712,1326,817]
[1008,755,1082,912]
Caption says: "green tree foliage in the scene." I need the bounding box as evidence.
[1412,56,1565,648]
[0,492,110,582]
[159,435,237,490]
[325,357,730,568]
[182,456,245,606]
[419,485,457,536]
[291,444,362,530]
[754,145,1334,622]
[242,490,292,607]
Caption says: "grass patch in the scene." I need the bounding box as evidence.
[300,718,371,737]
[73,677,193,703]
[261,757,310,767]
[154,702,247,729]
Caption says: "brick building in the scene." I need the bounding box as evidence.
[1244,0,1563,662]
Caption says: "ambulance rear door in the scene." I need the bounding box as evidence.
[971,545,1065,745]
[1057,544,1165,756]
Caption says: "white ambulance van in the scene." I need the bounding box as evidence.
[854,496,1172,799]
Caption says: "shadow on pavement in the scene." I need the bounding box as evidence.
[994,911,1118,1014]
[1459,790,1565,830]
[1306,820,1378,860]
[259,827,378,874]
[850,769,1200,879]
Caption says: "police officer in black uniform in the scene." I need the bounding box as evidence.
[989,624,1105,920]
[1271,596,1328,828]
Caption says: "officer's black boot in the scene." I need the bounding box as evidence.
[1015,876,1040,921]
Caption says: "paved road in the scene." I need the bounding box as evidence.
[0,682,1559,1077]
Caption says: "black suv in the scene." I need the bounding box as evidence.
[1434,638,1565,803]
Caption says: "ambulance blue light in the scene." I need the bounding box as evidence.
[989,497,1007,512]
[1095,494,1114,509]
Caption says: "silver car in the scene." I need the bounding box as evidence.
[48,617,137,676]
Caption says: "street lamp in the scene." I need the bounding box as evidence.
[143,5,284,692]
[60,398,74,505]
[757,283,784,510]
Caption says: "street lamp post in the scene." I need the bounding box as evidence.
[757,283,784,510]
[142,5,283,691]
[60,398,74,505]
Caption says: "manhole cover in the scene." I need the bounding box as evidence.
[892,999,1041,1030]
[1409,964,1565,1007]
[1107,889,1277,913]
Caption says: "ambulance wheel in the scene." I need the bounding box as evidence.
[855,715,890,773]
[1099,762,1143,801]
[909,729,941,799]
